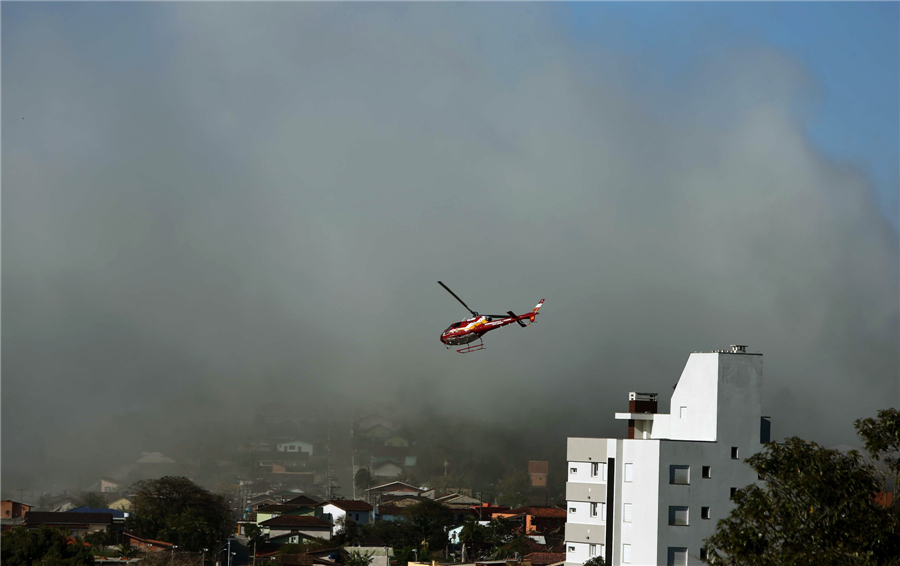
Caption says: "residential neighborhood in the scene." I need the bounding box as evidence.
[5,348,897,566]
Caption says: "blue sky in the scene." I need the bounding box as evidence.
[557,1,899,226]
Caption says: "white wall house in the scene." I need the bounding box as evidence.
[319,500,374,535]
[565,346,769,566]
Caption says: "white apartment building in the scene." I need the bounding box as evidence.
[565,346,770,566]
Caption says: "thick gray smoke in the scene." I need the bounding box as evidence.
[3,4,897,489]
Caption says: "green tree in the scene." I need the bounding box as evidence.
[703,437,900,565]
[344,549,375,566]
[496,470,531,508]
[0,526,94,566]
[74,492,108,509]
[459,516,487,545]
[115,543,140,559]
[127,476,234,552]
[583,557,607,566]
[403,499,453,552]
[244,523,266,549]
[856,409,900,479]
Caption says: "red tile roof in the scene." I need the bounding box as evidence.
[260,515,333,528]
[321,500,373,512]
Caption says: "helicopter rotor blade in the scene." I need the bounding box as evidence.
[438,281,478,317]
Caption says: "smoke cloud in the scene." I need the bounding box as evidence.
[3,3,897,489]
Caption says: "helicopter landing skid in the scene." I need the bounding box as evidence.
[457,339,485,354]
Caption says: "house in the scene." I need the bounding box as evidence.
[24,512,113,537]
[370,446,417,467]
[107,497,133,511]
[370,461,403,479]
[383,436,409,448]
[101,478,122,493]
[366,481,425,505]
[66,506,127,526]
[277,441,314,455]
[493,507,566,535]
[317,500,374,535]
[529,461,549,488]
[123,532,174,552]
[565,346,767,566]
[259,515,333,539]
[1,500,32,518]
[285,494,323,506]
[373,506,405,522]
[255,504,318,526]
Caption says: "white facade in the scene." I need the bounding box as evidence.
[320,503,372,535]
[565,348,766,566]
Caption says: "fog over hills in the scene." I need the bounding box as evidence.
[3,3,897,491]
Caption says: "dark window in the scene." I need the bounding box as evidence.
[731,447,739,459]
[700,548,708,561]
[702,466,711,479]
[701,507,710,520]
[730,487,737,498]
[670,465,690,485]
[668,506,689,526]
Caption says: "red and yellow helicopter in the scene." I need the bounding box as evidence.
[438,281,544,353]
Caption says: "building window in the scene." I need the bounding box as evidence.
[731,447,739,459]
[570,467,577,474]
[569,507,577,514]
[679,406,687,419]
[623,503,633,523]
[701,507,710,520]
[592,462,607,479]
[730,487,737,498]
[622,544,632,564]
[667,547,688,566]
[568,546,575,553]
[624,463,634,482]
[670,465,690,485]
[590,502,605,518]
[589,544,597,557]
[702,465,711,479]
[700,548,708,561]
[668,506,689,526]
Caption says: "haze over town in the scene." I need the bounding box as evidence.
[3,2,898,504]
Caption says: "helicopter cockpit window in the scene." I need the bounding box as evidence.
[452,322,462,329]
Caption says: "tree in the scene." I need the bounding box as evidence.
[344,549,375,566]
[856,409,900,479]
[244,523,266,549]
[75,492,108,509]
[403,499,453,552]
[703,437,900,565]
[115,543,140,559]
[127,476,234,552]
[355,468,372,493]
[583,557,608,566]
[496,470,531,508]
[0,526,94,566]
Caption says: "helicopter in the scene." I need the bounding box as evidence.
[438,281,544,353]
